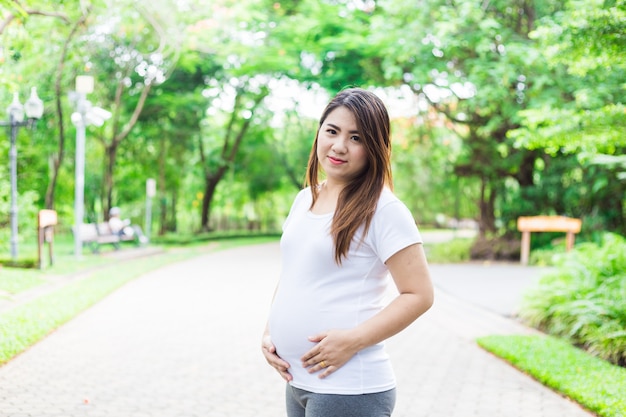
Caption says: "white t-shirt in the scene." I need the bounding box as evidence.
[268,187,422,394]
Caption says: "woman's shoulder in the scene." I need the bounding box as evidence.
[367,188,422,254]
[290,187,313,208]
[295,186,312,200]
[374,188,416,220]
[376,187,404,208]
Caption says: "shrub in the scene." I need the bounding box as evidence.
[529,246,564,266]
[426,237,474,263]
[469,235,521,261]
[519,233,626,366]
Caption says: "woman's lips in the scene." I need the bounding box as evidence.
[328,156,346,165]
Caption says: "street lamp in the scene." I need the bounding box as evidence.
[1,88,44,262]
[70,75,111,258]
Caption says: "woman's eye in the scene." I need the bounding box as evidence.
[351,135,360,142]
[326,129,337,134]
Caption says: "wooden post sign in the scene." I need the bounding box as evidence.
[38,210,58,269]
[517,215,582,265]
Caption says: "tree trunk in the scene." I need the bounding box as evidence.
[157,136,169,235]
[201,175,220,231]
[101,81,152,219]
[103,143,117,219]
[477,178,497,236]
[45,154,60,209]
[170,190,178,232]
[45,12,88,209]
[198,86,269,231]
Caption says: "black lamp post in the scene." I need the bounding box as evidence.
[1,88,44,262]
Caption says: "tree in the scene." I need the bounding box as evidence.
[44,6,90,210]
[511,0,626,153]
[0,0,69,35]
[130,50,220,234]
[510,0,626,234]
[4,0,622,245]
[198,79,270,230]
[371,0,565,238]
[0,1,80,212]
[185,0,308,231]
[267,0,385,93]
[79,1,189,219]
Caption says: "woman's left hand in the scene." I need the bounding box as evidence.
[301,329,360,378]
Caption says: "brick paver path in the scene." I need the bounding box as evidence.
[0,242,594,416]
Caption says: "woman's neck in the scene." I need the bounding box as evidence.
[311,181,343,214]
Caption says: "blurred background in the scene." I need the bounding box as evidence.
[0,0,624,263]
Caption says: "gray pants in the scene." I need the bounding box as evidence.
[285,384,396,417]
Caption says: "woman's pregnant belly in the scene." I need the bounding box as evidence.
[269,299,338,363]
[268,284,394,393]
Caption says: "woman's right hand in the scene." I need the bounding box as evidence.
[262,334,292,382]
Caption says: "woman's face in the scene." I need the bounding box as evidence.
[317,106,368,186]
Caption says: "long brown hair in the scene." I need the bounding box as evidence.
[306,88,393,264]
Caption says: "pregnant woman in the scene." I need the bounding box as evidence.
[262,87,434,417]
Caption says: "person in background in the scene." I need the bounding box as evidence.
[261,88,434,417]
[108,207,148,244]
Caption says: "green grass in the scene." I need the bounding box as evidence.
[478,334,626,417]
[0,273,47,296]
[0,241,148,297]
[0,235,278,366]
[425,237,473,263]
[1,234,140,274]
[519,233,626,366]
[151,229,281,245]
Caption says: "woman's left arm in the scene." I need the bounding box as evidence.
[302,243,434,377]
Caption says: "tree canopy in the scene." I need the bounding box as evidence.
[1,0,624,258]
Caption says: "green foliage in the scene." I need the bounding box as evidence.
[528,246,564,267]
[499,154,626,238]
[392,122,478,225]
[268,0,384,92]
[372,0,574,234]
[510,0,626,155]
[426,238,473,264]
[0,0,624,255]
[478,334,626,417]
[519,233,626,366]
[533,0,626,76]
[0,170,41,257]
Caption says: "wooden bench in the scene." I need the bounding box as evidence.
[96,222,138,244]
[74,222,137,253]
[517,215,582,265]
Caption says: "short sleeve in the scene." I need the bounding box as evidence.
[282,188,311,232]
[368,195,422,263]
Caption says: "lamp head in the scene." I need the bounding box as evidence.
[6,92,24,123]
[85,106,112,127]
[75,75,94,94]
[24,87,44,119]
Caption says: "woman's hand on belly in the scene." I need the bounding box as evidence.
[262,334,293,382]
[301,328,361,379]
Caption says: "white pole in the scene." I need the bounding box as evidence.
[8,115,18,262]
[74,95,86,258]
[145,178,156,242]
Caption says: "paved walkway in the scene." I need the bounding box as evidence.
[0,242,595,416]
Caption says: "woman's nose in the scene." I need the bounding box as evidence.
[331,136,348,153]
